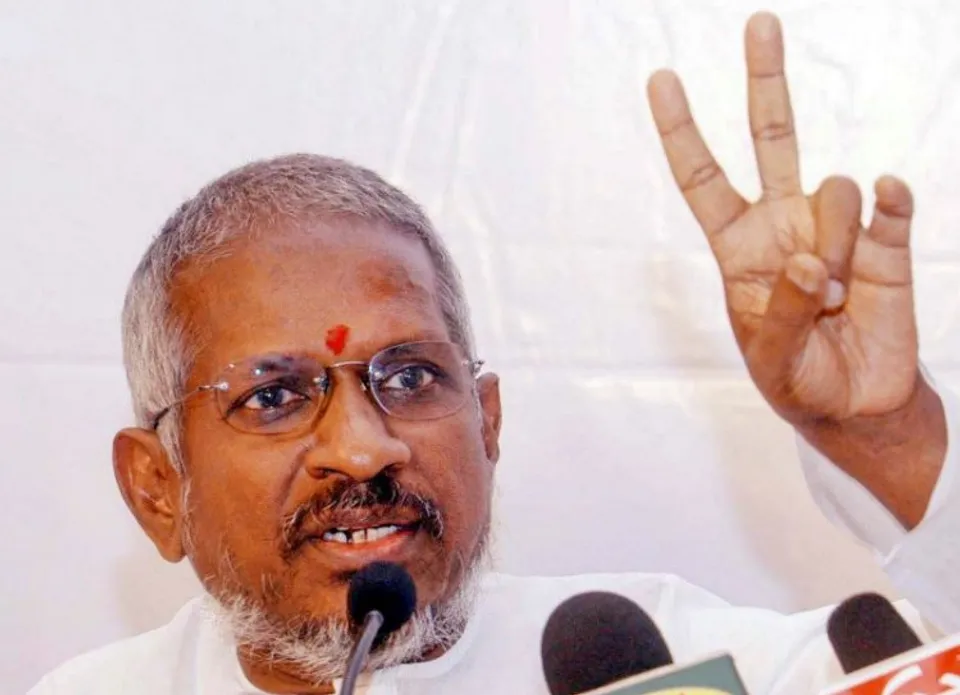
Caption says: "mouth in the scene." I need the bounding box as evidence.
[295,509,430,569]
[318,521,420,546]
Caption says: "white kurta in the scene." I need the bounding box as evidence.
[28,372,960,695]
[798,367,960,636]
[19,572,933,695]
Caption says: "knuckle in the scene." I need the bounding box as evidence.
[877,199,914,219]
[752,121,795,143]
[681,161,723,192]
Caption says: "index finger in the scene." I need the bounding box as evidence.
[647,70,749,240]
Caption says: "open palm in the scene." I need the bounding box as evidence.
[647,12,919,424]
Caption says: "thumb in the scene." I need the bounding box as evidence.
[748,253,829,380]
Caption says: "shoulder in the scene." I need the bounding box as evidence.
[26,598,211,695]
[473,570,736,651]
[479,570,732,616]
[474,571,841,689]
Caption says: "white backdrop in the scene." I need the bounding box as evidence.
[4,0,960,691]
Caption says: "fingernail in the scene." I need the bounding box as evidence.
[786,260,819,294]
[750,12,779,40]
[825,279,846,309]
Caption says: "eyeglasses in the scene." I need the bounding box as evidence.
[149,341,484,435]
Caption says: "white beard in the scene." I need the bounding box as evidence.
[200,544,490,688]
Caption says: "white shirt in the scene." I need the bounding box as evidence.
[18,572,936,695]
[27,372,960,695]
[799,367,960,635]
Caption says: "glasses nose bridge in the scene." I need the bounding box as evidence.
[313,359,394,438]
[327,358,370,371]
[325,359,373,387]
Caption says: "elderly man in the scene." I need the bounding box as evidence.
[29,12,960,695]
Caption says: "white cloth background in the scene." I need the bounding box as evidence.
[3,0,960,692]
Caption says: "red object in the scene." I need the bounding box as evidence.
[825,644,960,694]
[325,324,350,355]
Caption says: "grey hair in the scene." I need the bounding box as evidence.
[201,524,492,687]
[121,154,475,471]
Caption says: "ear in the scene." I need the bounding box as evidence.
[476,373,502,464]
[113,427,187,563]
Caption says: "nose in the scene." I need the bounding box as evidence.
[303,374,411,481]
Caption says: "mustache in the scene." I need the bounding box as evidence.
[280,473,445,557]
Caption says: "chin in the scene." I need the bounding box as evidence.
[201,532,490,687]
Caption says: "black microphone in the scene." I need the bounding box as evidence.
[540,591,674,695]
[341,561,417,695]
[541,591,750,694]
[821,592,960,694]
[826,592,923,674]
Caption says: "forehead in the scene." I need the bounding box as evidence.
[172,216,449,380]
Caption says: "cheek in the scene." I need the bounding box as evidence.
[412,420,493,541]
[179,426,291,573]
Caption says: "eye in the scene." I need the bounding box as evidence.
[241,384,305,410]
[381,365,437,392]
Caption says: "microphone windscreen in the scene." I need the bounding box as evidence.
[826,592,923,673]
[347,561,417,638]
[540,591,673,695]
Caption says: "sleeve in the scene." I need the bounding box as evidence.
[797,364,960,634]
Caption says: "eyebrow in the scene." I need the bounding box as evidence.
[243,354,304,373]
[231,335,452,370]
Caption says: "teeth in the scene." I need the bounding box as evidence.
[324,530,349,544]
[368,525,399,541]
[321,524,401,544]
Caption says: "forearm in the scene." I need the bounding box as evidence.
[797,372,947,529]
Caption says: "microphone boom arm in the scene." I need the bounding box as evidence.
[341,610,385,695]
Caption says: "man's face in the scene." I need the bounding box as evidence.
[164,217,500,627]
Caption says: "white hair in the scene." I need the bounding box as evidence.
[121,154,476,471]
[201,538,490,687]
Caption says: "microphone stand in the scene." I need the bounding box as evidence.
[341,610,385,695]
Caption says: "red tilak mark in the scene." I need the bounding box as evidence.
[325,324,350,355]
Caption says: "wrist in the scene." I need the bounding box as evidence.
[796,372,947,529]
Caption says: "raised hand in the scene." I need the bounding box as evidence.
[647,11,919,426]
